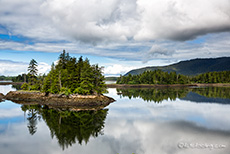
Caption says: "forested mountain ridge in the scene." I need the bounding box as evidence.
[125,57,230,76]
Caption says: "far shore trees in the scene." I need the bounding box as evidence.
[117,70,230,84]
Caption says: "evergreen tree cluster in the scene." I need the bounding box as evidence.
[30,50,107,95]
[117,70,230,84]
[12,74,28,82]
[0,75,14,81]
[117,70,190,84]
[191,71,230,83]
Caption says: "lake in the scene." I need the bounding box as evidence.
[0,85,230,154]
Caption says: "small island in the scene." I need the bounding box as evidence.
[4,50,115,109]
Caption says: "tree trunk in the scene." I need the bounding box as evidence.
[59,71,62,90]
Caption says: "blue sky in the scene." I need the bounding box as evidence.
[0,0,230,76]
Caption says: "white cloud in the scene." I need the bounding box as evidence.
[0,0,65,41]
[40,0,139,44]
[0,0,230,66]
[37,62,51,75]
[1,0,230,43]
[104,64,136,75]
[143,44,175,63]
[135,0,230,41]
[0,108,22,118]
[39,0,230,43]
[0,60,50,76]
[0,60,27,76]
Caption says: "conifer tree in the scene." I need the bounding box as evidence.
[28,59,38,76]
[28,59,38,86]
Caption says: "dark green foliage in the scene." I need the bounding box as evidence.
[21,83,29,90]
[126,57,230,76]
[20,50,106,95]
[12,74,28,82]
[191,71,230,83]
[28,59,38,76]
[117,69,230,85]
[11,84,22,90]
[117,70,190,84]
[0,75,15,81]
[105,77,118,81]
[42,50,107,95]
[28,59,38,86]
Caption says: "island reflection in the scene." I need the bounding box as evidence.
[21,104,108,150]
[117,87,230,103]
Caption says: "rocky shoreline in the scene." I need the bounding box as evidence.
[1,91,115,110]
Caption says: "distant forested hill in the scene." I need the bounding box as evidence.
[125,57,230,76]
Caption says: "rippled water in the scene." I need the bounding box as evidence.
[0,85,230,154]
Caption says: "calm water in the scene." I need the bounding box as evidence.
[0,85,230,154]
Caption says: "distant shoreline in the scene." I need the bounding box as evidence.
[106,83,230,88]
[1,82,230,88]
[0,82,24,85]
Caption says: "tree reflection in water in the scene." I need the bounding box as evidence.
[117,87,230,103]
[117,88,189,103]
[21,105,108,150]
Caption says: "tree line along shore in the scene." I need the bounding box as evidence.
[0,52,229,89]
[116,69,230,85]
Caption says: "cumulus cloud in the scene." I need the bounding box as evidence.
[0,0,230,65]
[135,0,230,41]
[0,60,28,76]
[39,0,230,43]
[40,0,139,44]
[0,0,65,42]
[1,0,230,43]
[37,62,51,75]
[143,44,175,63]
[104,64,136,75]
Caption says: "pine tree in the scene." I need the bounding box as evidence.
[28,59,38,76]
[28,59,38,86]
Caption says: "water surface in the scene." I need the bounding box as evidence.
[0,85,230,154]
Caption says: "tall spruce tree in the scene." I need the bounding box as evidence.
[28,59,38,76]
[28,59,38,85]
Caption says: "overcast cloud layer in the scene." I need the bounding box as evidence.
[1,0,230,42]
[0,0,230,75]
